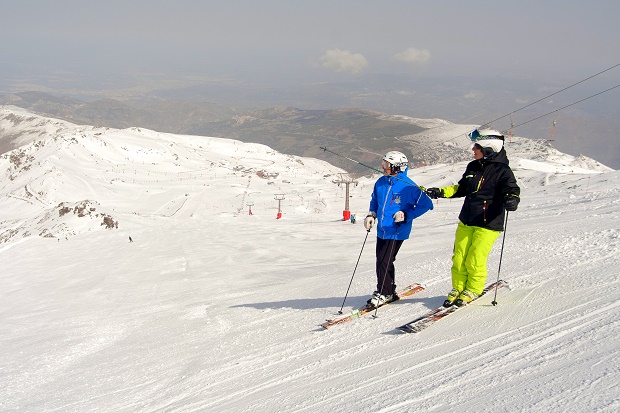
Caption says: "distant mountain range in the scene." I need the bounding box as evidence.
[1,91,432,174]
[1,93,612,176]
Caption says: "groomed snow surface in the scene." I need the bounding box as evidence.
[0,108,618,412]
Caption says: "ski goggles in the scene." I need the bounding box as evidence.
[468,129,504,142]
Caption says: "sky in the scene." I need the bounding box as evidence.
[0,107,618,411]
[3,0,619,83]
[1,1,619,169]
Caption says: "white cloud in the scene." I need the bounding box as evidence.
[464,90,483,100]
[319,49,368,74]
[393,47,430,65]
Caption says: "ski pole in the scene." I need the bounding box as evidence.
[491,211,509,306]
[337,228,371,314]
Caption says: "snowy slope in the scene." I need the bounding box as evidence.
[0,106,345,244]
[0,107,618,412]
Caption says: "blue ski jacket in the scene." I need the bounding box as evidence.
[368,168,434,240]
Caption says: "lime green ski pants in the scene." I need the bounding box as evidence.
[451,221,501,295]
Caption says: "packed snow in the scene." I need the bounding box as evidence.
[0,107,618,412]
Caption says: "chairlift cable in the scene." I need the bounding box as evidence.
[502,84,620,132]
[485,63,620,126]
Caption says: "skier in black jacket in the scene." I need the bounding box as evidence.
[425,129,520,306]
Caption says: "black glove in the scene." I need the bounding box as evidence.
[504,195,519,211]
[425,187,443,199]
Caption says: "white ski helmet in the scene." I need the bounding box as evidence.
[383,151,408,174]
[469,128,505,158]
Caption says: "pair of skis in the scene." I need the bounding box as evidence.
[321,280,508,333]
[396,280,508,333]
[321,283,425,329]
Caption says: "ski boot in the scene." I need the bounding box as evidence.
[443,288,461,307]
[454,290,479,307]
[367,292,393,308]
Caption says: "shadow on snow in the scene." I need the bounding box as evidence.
[231,294,446,312]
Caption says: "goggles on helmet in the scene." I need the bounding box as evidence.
[468,128,504,142]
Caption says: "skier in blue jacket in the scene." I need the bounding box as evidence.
[364,151,434,307]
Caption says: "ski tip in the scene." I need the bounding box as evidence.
[396,326,414,334]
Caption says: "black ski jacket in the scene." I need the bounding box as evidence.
[442,149,520,231]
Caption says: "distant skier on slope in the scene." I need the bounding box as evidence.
[424,129,520,307]
[364,151,434,308]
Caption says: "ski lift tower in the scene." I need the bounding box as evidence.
[549,117,559,142]
[335,174,358,221]
[274,194,285,219]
